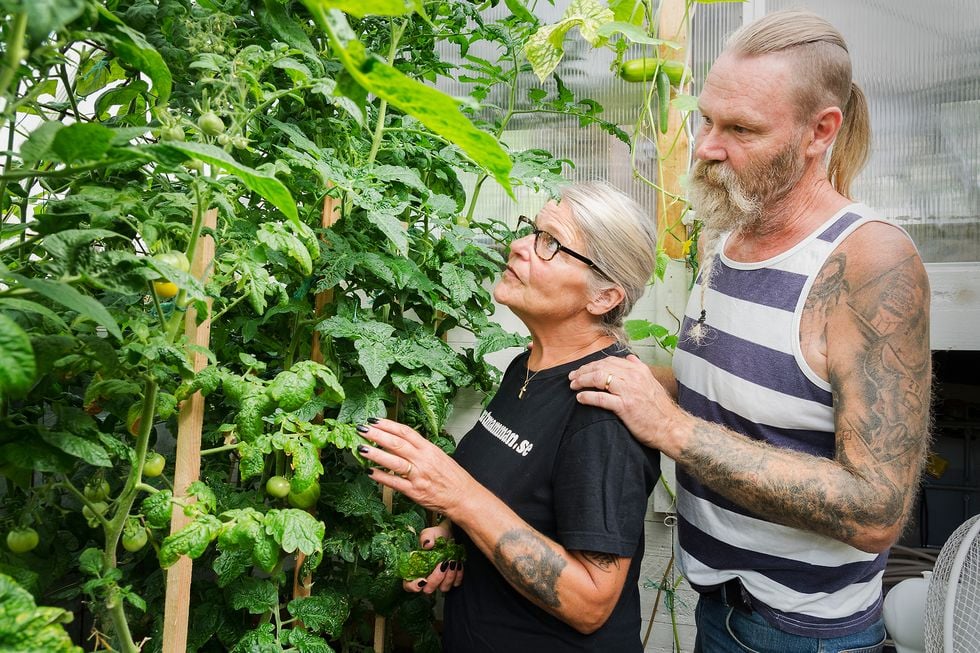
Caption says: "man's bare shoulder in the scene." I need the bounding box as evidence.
[832,220,927,287]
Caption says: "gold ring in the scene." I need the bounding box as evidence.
[604,373,614,391]
[401,462,414,478]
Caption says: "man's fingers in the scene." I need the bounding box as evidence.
[575,389,620,410]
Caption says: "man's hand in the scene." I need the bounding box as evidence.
[568,355,686,457]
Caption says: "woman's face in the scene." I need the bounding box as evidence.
[493,200,596,325]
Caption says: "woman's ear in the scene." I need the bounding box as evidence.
[588,285,625,317]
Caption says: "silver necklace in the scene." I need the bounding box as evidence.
[519,336,606,399]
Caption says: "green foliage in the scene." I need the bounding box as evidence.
[0,0,635,650]
[0,573,81,653]
[395,537,466,580]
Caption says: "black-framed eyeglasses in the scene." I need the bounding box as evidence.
[515,215,611,280]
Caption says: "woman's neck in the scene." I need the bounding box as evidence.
[527,330,615,371]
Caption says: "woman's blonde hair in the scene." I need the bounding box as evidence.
[560,181,658,343]
[726,9,871,198]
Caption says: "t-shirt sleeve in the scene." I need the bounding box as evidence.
[553,417,659,557]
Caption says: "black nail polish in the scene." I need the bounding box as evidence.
[458,561,464,570]
[357,445,369,454]
[355,424,370,433]
[367,417,380,424]
[440,561,449,572]
[449,560,457,570]
[417,580,427,587]
[365,468,374,475]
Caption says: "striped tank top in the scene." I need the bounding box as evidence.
[673,204,897,638]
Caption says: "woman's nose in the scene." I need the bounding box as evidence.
[509,232,535,257]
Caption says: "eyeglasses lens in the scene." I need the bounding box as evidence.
[535,231,558,260]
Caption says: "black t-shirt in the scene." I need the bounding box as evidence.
[443,345,661,653]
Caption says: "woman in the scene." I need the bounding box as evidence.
[355,181,661,652]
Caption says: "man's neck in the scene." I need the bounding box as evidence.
[726,174,851,262]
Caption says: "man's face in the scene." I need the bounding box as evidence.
[688,136,806,235]
[689,52,810,236]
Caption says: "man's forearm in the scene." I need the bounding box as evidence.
[675,417,913,552]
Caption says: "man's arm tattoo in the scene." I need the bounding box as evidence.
[493,529,566,608]
[681,252,930,541]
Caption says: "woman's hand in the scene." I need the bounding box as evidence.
[402,524,464,594]
[356,418,479,518]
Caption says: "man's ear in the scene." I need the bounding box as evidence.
[588,285,625,317]
[806,106,844,158]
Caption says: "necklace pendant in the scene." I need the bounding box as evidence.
[518,383,528,399]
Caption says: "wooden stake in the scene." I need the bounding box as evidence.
[656,0,692,260]
[162,208,217,653]
[293,192,343,610]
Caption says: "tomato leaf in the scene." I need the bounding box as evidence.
[229,577,279,614]
[159,142,298,223]
[93,6,173,104]
[51,123,115,164]
[159,515,223,568]
[287,592,351,637]
[141,491,173,530]
[264,509,325,555]
[304,6,513,194]
[303,0,422,20]
[524,0,614,82]
[0,573,82,653]
[0,265,122,340]
[285,629,333,652]
[0,314,36,397]
[39,430,111,467]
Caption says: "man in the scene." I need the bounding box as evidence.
[569,9,931,652]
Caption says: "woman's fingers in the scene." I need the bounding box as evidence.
[357,442,413,477]
[402,562,464,594]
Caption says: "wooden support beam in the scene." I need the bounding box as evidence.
[162,207,217,653]
[656,0,692,260]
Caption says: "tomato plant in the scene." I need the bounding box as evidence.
[0,0,638,650]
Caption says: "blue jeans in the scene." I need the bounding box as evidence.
[693,595,886,653]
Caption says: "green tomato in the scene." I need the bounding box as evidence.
[6,527,39,554]
[154,251,190,273]
[197,111,225,136]
[122,528,148,552]
[287,482,320,509]
[159,124,185,141]
[84,479,111,502]
[266,475,291,499]
[83,501,108,527]
[143,452,166,477]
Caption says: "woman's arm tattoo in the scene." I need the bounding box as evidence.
[493,529,566,608]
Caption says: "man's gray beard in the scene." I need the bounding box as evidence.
[687,160,763,291]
